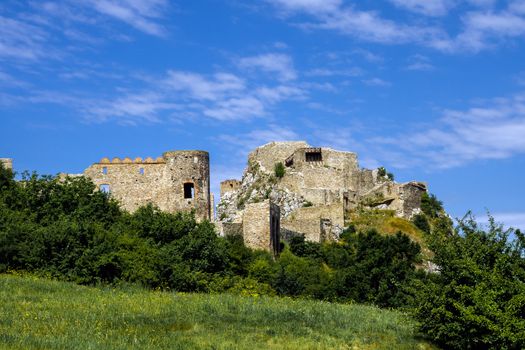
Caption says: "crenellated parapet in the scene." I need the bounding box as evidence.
[97,156,166,164]
[84,150,211,221]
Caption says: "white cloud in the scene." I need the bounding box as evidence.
[447,10,525,52]
[305,67,363,77]
[217,124,300,154]
[203,96,266,120]
[406,54,435,71]
[363,77,391,87]
[315,7,441,45]
[88,0,168,36]
[238,53,297,81]
[266,0,342,15]
[352,48,384,63]
[87,92,178,124]
[0,16,50,60]
[266,0,525,53]
[267,0,446,45]
[388,0,456,17]
[165,71,246,101]
[477,212,525,231]
[374,92,525,168]
[510,0,525,14]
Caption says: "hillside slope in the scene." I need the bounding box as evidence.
[0,274,436,350]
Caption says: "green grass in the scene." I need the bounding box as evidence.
[0,274,436,350]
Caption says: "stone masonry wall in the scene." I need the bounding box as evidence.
[84,150,211,221]
[217,141,428,247]
[242,201,272,251]
[281,203,344,242]
[0,158,13,170]
[220,179,241,196]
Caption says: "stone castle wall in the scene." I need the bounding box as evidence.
[217,141,427,250]
[0,158,13,170]
[281,203,344,243]
[242,200,280,253]
[220,179,241,196]
[84,150,211,221]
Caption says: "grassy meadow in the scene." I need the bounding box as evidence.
[0,274,436,350]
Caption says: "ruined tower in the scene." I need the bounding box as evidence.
[84,150,211,221]
[0,158,13,170]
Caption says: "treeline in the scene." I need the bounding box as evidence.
[0,163,524,349]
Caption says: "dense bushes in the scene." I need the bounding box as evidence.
[415,215,525,349]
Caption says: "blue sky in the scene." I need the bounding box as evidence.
[1,0,525,230]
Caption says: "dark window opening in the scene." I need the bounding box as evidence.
[284,154,294,167]
[230,183,233,188]
[100,184,110,193]
[305,151,322,162]
[184,182,195,199]
[102,167,107,175]
[139,168,144,175]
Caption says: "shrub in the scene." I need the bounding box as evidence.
[412,214,430,234]
[420,192,443,218]
[414,214,525,349]
[274,162,285,178]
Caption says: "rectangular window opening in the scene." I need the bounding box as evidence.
[305,151,322,162]
[184,182,195,199]
[102,167,107,175]
[139,168,144,175]
[100,184,110,193]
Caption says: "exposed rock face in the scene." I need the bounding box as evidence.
[217,141,427,247]
[83,150,211,221]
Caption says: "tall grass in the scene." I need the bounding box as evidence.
[0,274,436,349]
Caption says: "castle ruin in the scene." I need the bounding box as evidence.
[217,141,427,251]
[2,142,427,253]
[83,150,211,221]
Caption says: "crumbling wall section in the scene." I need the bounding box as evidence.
[281,203,344,242]
[84,150,211,221]
[0,158,13,170]
[220,179,241,196]
[242,200,280,252]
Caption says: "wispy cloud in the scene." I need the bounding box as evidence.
[363,77,391,87]
[387,0,456,17]
[305,67,363,77]
[238,53,297,81]
[265,0,525,53]
[373,92,525,168]
[477,212,525,231]
[267,0,342,15]
[406,54,434,71]
[0,16,51,61]
[440,9,525,52]
[216,124,300,155]
[88,0,169,37]
[266,0,445,45]
[11,66,306,125]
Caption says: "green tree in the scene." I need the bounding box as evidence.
[415,214,525,349]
